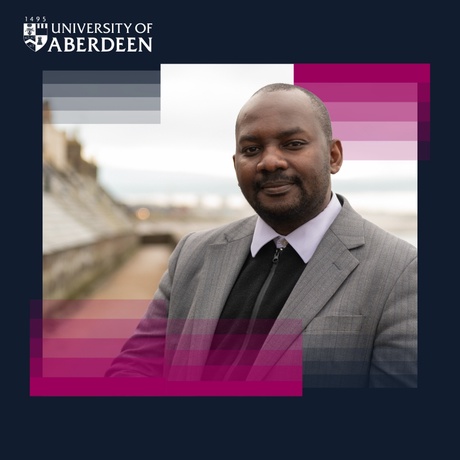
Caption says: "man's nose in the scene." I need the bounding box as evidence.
[256,147,288,172]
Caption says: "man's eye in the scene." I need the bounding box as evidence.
[285,140,305,148]
[242,146,260,155]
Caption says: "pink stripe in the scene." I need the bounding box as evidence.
[294,63,430,82]
[171,348,302,362]
[327,102,418,121]
[332,121,417,141]
[41,298,155,318]
[340,141,417,160]
[41,318,142,338]
[43,338,129,358]
[294,82,418,102]
[170,365,302,381]
[30,358,42,377]
[42,358,114,377]
[30,377,302,396]
[418,83,430,102]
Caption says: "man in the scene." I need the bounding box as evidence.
[106,83,417,388]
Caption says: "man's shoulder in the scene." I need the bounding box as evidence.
[181,214,257,246]
[335,194,417,255]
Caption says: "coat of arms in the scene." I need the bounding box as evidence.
[24,23,48,51]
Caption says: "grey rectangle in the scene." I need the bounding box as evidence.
[44,97,161,111]
[45,110,161,124]
[43,70,160,84]
[43,83,160,97]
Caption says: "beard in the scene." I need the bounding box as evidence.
[245,171,330,229]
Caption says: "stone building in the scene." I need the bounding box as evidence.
[42,102,139,314]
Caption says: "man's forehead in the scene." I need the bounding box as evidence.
[236,90,316,133]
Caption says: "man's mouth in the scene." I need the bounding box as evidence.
[259,180,295,195]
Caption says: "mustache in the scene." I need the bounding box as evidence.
[254,172,302,191]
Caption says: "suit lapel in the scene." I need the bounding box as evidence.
[169,217,255,379]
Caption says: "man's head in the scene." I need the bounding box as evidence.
[233,83,343,235]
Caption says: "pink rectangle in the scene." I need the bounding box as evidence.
[294,64,430,82]
[327,102,418,121]
[294,82,418,102]
[43,338,127,358]
[30,358,42,377]
[341,141,418,160]
[30,377,303,396]
[418,83,430,102]
[42,358,114,377]
[41,318,141,338]
[332,121,417,141]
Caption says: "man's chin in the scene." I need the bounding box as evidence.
[253,203,304,222]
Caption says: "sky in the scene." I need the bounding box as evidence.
[56,63,418,182]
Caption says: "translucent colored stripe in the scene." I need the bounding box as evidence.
[43,83,160,97]
[44,97,161,110]
[40,319,143,338]
[30,377,302,396]
[43,70,161,84]
[418,82,430,102]
[171,348,302,362]
[332,121,417,141]
[43,338,131,358]
[327,102,418,121]
[42,358,114,377]
[44,110,161,124]
[294,82,418,102]
[340,141,417,160]
[294,63,430,82]
[418,102,430,121]
[39,299,160,318]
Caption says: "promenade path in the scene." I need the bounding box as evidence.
[43,244,172,339]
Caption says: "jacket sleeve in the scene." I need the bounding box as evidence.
[369,255,418,388]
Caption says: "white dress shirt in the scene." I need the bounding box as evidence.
[250,193,342,263]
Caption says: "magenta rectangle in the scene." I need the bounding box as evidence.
[43,338,128,358]
[332,121,417,141]
[294,82,418,102]
[418,82,431,102]
[30,377,303,396]
[327,102,418,121]
[294,64,430,82]
[30,358,42,377]
[42,358,115,377]
[30,338,42,357]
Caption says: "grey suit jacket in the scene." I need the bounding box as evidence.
[106,195,417,388]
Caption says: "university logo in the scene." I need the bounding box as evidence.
[23,23,48,51]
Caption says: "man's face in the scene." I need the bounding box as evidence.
[233,90,342,234]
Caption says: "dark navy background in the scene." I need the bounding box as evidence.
[7,2,452,458]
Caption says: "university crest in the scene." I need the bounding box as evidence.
[23,23,48,51]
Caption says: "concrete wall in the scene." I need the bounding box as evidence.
[43,233,139,315]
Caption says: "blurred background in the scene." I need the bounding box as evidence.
[42,64,417,325]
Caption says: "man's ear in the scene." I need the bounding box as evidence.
[330,139,343,174]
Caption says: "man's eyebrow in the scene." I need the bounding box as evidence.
[238,134,259,144]
[278,127,305,138]
[238,127,306,144]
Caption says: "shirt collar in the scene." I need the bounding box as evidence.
[250,192,342,263]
